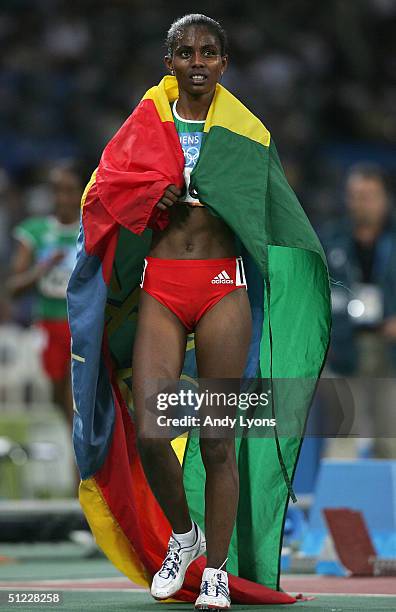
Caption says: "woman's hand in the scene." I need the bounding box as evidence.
[156,184,182,211]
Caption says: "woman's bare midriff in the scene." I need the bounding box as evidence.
[149,204,236,259]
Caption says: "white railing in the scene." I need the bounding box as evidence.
[0,324,52,407]
[0,324,75,498]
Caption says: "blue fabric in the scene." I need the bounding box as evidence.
[67,223,115,479]
[242,248,264,380]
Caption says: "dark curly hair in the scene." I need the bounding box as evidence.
[166,14,228,57]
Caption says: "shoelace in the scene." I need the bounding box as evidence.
[158,538,182,579]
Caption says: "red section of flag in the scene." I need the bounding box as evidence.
[96,98,185,235]
[82,181,119,284]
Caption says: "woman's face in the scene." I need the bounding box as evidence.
[50,169,82,220]
[165,26,227,98]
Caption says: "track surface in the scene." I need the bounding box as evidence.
[1,544,396,611]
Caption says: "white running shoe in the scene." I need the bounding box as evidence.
[150,522,206,600]
[195,566,231,610]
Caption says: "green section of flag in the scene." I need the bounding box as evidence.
[191,126,270,271]
[183,127,331,589]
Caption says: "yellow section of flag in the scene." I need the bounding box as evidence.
[143,75,270,147]
[79,478,150,587]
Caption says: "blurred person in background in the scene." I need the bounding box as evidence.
[321,163,396,459]
[0,168,24,273]
[7,160,83,430]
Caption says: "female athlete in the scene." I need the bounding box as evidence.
[132,13,250,610]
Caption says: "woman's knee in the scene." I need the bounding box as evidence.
[200,438,235,467]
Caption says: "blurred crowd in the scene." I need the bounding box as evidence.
[1,0,396,468]
[1,0,396,276]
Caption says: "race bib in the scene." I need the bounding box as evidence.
[179,132,204,169]
[179,132,204,203]
[38,248,75,299]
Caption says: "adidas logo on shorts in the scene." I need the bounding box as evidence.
[211,270,234,284]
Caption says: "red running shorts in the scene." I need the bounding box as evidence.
[140,256,247,332]
[36,319,71,382]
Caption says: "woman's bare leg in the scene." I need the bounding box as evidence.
[194,289,252,569]
[132,290,192,533]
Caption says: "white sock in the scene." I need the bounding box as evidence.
[172,521,196,547]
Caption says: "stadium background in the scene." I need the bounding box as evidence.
[1,1,396,610]
[1,0,396,249]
